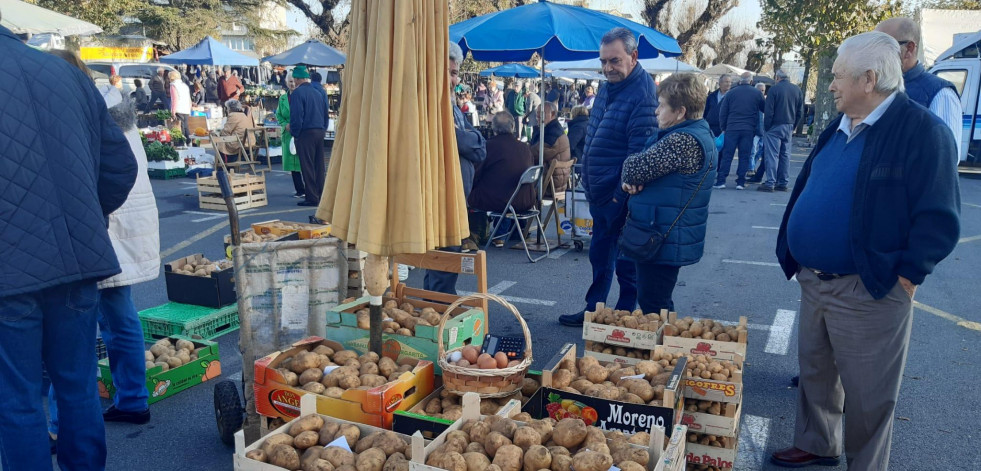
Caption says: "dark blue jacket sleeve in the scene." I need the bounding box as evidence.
[290,90,305,133]
[96,91,137,217]
[626,96,657,156]
[764,93,775,131]
[457,119,486,164]
[897,121,961,284]
[719,95,730,132]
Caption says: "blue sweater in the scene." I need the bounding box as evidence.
[582,63,658,205]
[0,25,138,297]
[786,132,865,273]
[776,93,960,299]
[289,82,329,135]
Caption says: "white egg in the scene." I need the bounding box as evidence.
[449,351,462,363]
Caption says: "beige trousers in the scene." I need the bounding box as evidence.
[794,267,913,471]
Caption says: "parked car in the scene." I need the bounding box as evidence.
[88,62,179,101]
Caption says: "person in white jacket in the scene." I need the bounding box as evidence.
[48,86,161,447]
[169,70,192,141]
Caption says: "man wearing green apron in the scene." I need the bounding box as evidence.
[277,75,305,197]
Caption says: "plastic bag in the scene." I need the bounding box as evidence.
[715,132,725,151]
[289,135,296,155]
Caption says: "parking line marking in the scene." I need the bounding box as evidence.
[548,248,572,259]
[770,203,787,207]
[736,415,771,470]
[459,291,556,307]
[958,234,981,244]
[913,301,981,332]
[765,309,796,355]
[723,259,781,267]
[752,226,779,230]
[488,281,517,295]
[963,202,981,209]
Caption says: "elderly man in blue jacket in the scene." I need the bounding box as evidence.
[559,28,657,326]
[770,32,959,470]
[0,23,138,470]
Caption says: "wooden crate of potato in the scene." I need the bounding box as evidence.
[522,349,688,437]
[409,391,675,471]
[680,399,741,438]
[98,336,220,405]
[684,432,738,470]
[653,348,743,404]
[582,303,663,351]
[252,219,331,240]
[253,337,435,429]
[234,393,418,471]
[659,313,748,362]
[584,340,653,366]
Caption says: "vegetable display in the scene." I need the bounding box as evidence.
[145,338,203,372]
[585,342,652,360]
[589,307,663,332]
[276,347,415,397]
[144,141,180,162]
[550,356,675,405]
[415,376,541,421]
[654,351,739,382]
[171,256,231,277]
[662,317,747,342]
[350,300,456,337]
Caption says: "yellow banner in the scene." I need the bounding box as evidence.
[79,46,152,62]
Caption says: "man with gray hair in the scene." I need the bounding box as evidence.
[758,69,803,192]
[715,71,763,189]
[559,27,657,326]
[876,17,963,163]
[703,74,732,136]
[146,67,167,111]
[771,31,960,469]
[424,40,486,293]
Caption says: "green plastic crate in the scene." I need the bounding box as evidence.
[138,302,239,342]
[147,167,186,179]
[98,336,221,404]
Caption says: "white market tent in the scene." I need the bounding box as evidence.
[0,0,102,36]
[701,63,750,78]
[548,56,700,74]
[919,9,981,65]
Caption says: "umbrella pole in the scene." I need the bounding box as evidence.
[536,53,546,246]
[364,253,390,355]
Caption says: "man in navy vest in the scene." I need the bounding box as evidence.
[770,32,960,470]
[876,17,963,163]
[559,28,657,326]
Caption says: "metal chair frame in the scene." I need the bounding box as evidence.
[483,165,550,262]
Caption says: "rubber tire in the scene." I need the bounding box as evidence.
[574,240,584,252]
[214,380,245,446]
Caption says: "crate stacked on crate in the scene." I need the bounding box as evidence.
[325,250,489,374]
[138,302,240,342]
[345,244,366,298]
[653,314,748,471]
[197,172,267,211]
[581,302,664,365]
[98,335,221,404]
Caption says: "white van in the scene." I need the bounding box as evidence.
[930,30,981,171]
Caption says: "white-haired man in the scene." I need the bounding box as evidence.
[423,41,486,293]
[876,17,963,164]
[771,31,960,469]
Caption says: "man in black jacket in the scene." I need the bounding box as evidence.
[703,74,731,136]
[770,31,960,470]
[759,69,804,192]
[715,72,763,189]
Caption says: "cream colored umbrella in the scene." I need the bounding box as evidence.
[317,0,467,352]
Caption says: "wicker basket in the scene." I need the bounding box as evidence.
[438,293,533,398]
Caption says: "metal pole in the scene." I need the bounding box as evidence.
[537,50,546,245]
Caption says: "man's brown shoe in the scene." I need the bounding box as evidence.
[770,447,840,468]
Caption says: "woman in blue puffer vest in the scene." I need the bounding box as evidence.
[620,74,718,314]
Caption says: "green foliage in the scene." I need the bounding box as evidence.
[154,109,173,122]
[31,0,143,34]
[759,0,902,58]
[144,141,180,162]
[169,127,185,142]
[921,0,981,8]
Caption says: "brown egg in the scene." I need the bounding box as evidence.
[494,352,509,368]
[477,354,497,369]
[462,346,480,364]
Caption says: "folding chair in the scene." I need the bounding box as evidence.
[210,134,259,175]
[251,127,282,172]
[483,165,550,262]
[540,158,576,247]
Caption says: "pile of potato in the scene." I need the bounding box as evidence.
[687,431,733,449]
[684,398,723,416]
[172,257,231,277]
[589,307,663,332]
[654,351,739,382]
[145,338,201,371]
[245,413,412,471]
[259,221,319,232]
[277,347,415,397]
[662,317,747,342]
[424,415,652,471]
[687,464,726,471]
[352,300,445,336]
[550,356,676,406]
[416,377,540,421]
[586,341,651,360]
[225,230,281,245]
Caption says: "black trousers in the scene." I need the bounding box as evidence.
[291,172,306,196]
[635,262,681,314]
[175,113,189,141]
[294,128,327,204]
[146,91,166,111]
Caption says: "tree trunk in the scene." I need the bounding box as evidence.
[796,50,813,136]
[810,50,837,145]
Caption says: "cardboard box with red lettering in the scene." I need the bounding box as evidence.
[253,336,434,429]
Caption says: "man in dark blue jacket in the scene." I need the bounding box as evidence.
[716,72,763,189]
[0,24,138,470]
[703,74,732,136]
[559,27,657,326]
[759,70,803,192]
[770,32,959,470]
[290,65,330,207]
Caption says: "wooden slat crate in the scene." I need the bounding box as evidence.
[197,173,267,211]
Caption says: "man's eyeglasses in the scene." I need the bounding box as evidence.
[897,40,911,47]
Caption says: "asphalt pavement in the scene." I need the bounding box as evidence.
[36,139,981,470]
